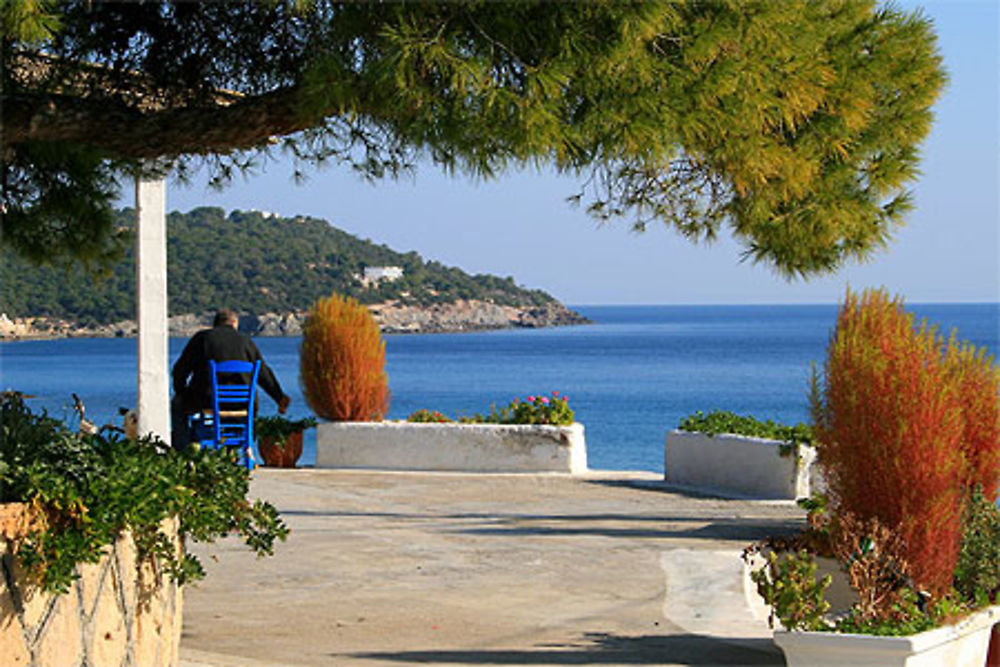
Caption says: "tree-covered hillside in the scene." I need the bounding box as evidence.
[0,208,556,326]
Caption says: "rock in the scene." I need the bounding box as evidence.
[168,313,211,337]
[0,300,590,340]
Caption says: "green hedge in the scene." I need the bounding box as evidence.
[677,410,814,446]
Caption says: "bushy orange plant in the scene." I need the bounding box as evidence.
[945,339,1000,503]
[812,289,967,595]
[300,293,389,421]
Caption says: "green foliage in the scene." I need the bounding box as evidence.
[0,393,288,594]
[406,410,452,424]
[409,391,575,427]
[744,547,832,632]
[833,588,941,637]
[744,541,970,637]
[254,415,317,451]
[483,393,576,427]
[0,0,60,45]
[954,486,1000,604]
[0,207,557,325]
[4,2,945,276]
[254,415,317,439]
[677,410,814,451]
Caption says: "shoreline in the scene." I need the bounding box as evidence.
[0,300,592,342]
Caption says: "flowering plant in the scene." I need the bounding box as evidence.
[486,392,574,426]
[406,409,452,423]
[407,391,574,426]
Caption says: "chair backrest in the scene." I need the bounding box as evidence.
[208,359,261,468]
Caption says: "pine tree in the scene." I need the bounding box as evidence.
[2,1,945,276]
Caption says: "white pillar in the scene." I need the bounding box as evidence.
[135,176,171,443]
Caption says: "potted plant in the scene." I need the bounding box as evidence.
[745,289,1000,666]
[255,415,317,468]
[666,410,819,499]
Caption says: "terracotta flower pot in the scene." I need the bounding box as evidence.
[258,430,304,468]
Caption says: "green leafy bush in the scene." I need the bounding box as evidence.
[0,392,289,594]
[743,547,832,631]
[677,410,813,448]
[408,391,575,426]
[954,486,1000,605]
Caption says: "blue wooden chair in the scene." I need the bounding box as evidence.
[190,360,261,470]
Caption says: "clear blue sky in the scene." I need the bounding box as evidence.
[160,1,999,306]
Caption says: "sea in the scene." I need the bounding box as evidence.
[1,304,997,473]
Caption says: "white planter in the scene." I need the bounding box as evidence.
[773,605,1000,667]
[316,421,587,475]
[665,430,819,500]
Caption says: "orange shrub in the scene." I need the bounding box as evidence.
[945,340,1000,502]
[300,293,389,421]
[812,289,966,595]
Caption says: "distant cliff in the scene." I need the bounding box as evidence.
[0,300,588,339]
[0,207,590,339]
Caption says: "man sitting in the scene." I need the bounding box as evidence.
[171,308,290,449]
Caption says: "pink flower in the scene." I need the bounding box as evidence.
[527,395,535,402]
[541,397,550,404]
[552,390,559,396]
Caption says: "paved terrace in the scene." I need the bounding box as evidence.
[179,469,803,666]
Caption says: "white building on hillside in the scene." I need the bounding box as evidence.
[362,266,404,284]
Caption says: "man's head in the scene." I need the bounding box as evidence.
[213,309,239,328]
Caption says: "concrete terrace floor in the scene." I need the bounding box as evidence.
[179,469,803,667]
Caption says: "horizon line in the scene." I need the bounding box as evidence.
[567,301,1000,308]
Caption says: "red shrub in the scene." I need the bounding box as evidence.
[812,289,966,595]
[946,340,1000,502]
[300,294,389,421]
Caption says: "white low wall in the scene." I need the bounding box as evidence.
[665,430,820,500]
[317,421,587,475]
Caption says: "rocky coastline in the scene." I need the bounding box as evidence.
[0,300,590,340]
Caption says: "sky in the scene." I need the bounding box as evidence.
[157,1,999,306]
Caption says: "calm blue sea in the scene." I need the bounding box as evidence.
[1,304,997,473]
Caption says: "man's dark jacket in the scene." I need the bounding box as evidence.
[172,324,285,413]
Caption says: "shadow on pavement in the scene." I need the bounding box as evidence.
[345,632,785,665]
[279,508,802,542]
[453,517,800,542]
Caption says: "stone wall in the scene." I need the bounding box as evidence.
[0,508,182,667]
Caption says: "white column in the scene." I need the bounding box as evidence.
[135,176,171,443]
